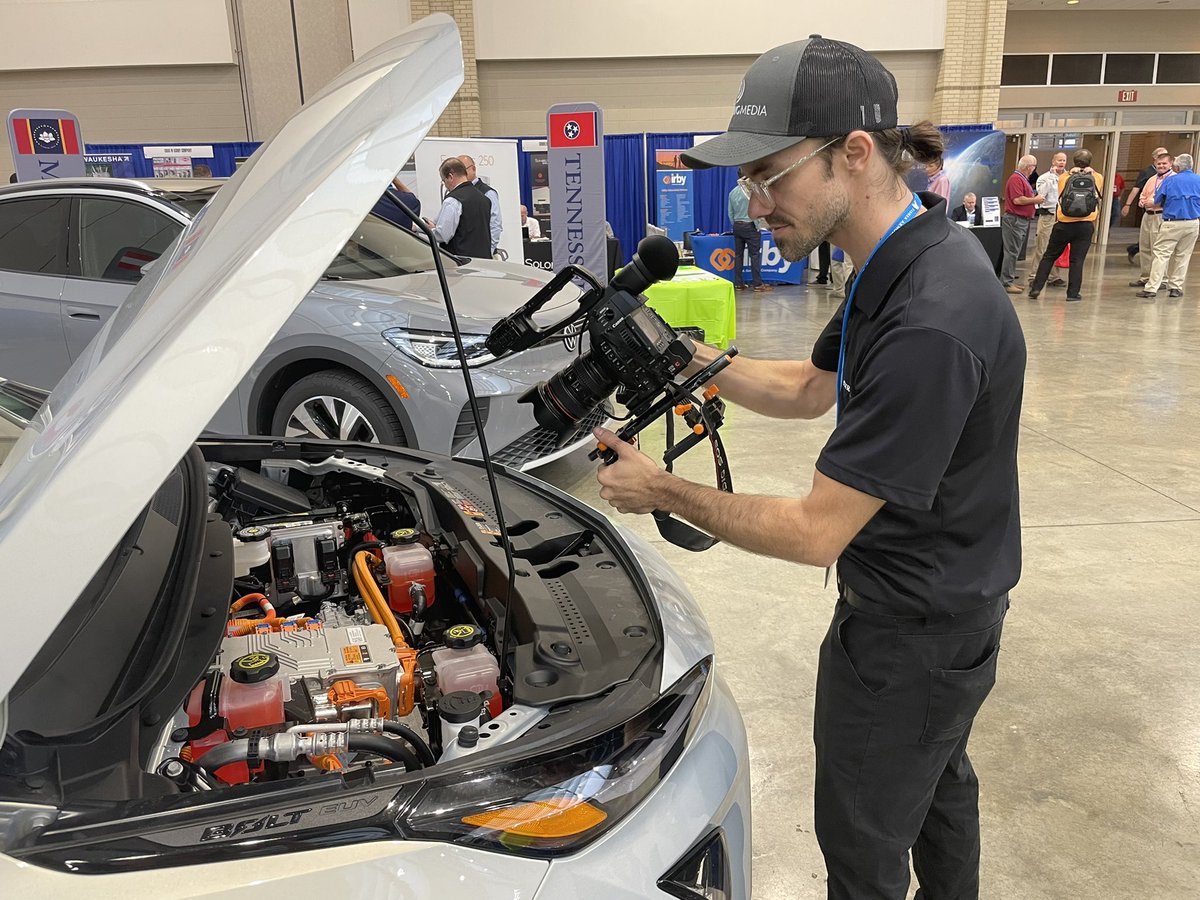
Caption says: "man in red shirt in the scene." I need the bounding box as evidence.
[1001,154,1043,294]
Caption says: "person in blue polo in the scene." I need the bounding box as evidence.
[1136,152,1200,299]
[591,35,1025,900]
[727,182,771,292]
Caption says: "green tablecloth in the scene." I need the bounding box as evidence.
[643,265,737,348]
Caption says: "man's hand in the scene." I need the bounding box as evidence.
[593,427,670,515]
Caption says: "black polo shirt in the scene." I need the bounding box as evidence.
[812,193,1025,616]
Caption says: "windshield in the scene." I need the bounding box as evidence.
[154,188,219,219]
[0,382,40,468]
[151,188,449,283]
[324,212,457,280]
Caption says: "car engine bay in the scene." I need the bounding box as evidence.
[0,442,661,808]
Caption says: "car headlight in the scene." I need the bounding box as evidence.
[382,327,497,368]
[393,658,712,857]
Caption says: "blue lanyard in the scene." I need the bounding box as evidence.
[835,193,923,422]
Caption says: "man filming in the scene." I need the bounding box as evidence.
[592,35,1025,900]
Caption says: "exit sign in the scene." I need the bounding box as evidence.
[1117,89,1139,102]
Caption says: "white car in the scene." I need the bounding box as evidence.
[0,15,750,899]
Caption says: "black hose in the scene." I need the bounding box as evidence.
[347,735,421,771]
[381,722,436,767]
[195,738,251,775]
[346,539,386,561]
[396,614,417,648]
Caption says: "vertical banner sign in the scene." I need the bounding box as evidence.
[654,150,694,241]
[7,108,86,181]
[547,102,607,284]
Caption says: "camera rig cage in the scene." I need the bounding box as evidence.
[485,248,738,551]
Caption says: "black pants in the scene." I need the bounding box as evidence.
[732,221,762,287]
[815,240,831,282]
[814,593,1008,900]
[1031,220,1094,298]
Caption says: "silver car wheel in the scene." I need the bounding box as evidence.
[284,395,380,442]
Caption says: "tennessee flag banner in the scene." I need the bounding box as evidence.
[7,108,86,181]
[546,102,606,283]
[548,111,598,150]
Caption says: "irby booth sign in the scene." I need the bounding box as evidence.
[692,231,805,285]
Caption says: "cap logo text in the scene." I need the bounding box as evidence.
[735,104,768,117]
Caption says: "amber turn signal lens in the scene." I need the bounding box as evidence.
[462,796,607,838]
[385,374,409,399]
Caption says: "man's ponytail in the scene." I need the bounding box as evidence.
[816,121,946,189]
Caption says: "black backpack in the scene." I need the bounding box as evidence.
[1060,171,1099,217]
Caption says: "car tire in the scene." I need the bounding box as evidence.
[270,370,407,446]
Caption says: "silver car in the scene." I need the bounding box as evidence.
[0,15,750,899]
[0,177,601,470]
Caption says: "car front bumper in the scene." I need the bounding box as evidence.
[531,668,752,898]
[0,673,750,899]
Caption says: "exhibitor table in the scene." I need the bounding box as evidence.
[642,266,736,349]
[963,223,1003,276]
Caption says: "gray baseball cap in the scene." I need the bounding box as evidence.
[682,35,900,170]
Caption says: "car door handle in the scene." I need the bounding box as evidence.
[67,309,102,320]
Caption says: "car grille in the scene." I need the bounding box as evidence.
[451,399,490,455]
[491,405,610,469]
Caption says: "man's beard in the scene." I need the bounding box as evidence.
[767,188,850,262]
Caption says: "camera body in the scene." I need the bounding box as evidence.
[532,284,694,434]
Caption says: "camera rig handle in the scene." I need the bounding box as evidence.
[484,265,605,357]
[589,347,739,552]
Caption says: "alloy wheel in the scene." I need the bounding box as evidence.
[283,395,380,442]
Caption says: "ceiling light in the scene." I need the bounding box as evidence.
[1066,1,1079,5]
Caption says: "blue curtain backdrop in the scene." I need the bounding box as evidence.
[645,133,739,235]
[602,133,645,268]
[85,142,262,177]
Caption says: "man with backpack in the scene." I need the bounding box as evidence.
[1028,148,1103,302]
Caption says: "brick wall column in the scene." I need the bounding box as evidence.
[932,0,1008,124]
[410,0,481,136]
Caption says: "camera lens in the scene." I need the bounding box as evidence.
[520,352,615,441]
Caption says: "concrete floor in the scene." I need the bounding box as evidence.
[536,229,1200,899]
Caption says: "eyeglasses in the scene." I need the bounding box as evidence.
[737,138,839,210]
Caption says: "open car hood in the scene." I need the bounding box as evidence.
[0,16,464,702]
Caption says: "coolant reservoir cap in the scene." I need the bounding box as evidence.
[438,691,484,724]
[236,525,272,543]
[230,651,280,684]
[390,528,419,543]
[444,623,484,649]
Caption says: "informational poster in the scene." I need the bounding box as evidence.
[153,155,193,178]
[414,137,522,263]
[546,102,607,283]
[981,196,1001,227]
[654,149,694,242]
[6,108,86,181]
[530,151,549,227]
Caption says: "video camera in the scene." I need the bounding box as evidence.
[485,236,738,549]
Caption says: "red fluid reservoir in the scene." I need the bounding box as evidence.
[382,538,436,615]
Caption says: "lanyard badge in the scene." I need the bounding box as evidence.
[835,193,923,423]
[826,193,922,590]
